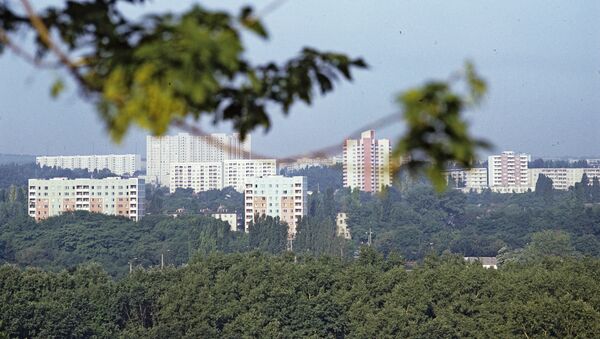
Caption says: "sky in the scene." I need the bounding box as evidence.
[0,0,599,159]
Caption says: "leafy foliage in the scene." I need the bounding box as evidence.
[0,210,247,277]
[0,2,367,141]
[248,216,288,254]
[0,163,116,189]
[529,158,590,168]
[336,181,600,260]
[394,62,490,190]
[145,186,243,216]
[1,253,600,337]
[535,173,554,197]
[280,164,343,192]
[0,2,493,186]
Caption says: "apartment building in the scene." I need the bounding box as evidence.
[28,177,145,221]
[168,159,277,193]
[223,159,277,191]
[343,130,392,193]
[212,213,238,232]
[36,154,141,176]
[336,212,351,239]
[488,151,532,193]
[146,133,251,186]
[244,176,307,237]
[444,168,489,192]
[169,162,223,193]
[529,168,600,190]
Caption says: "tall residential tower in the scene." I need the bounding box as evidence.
[487,151,531,193]
[343,130,391,192]
[244,175,307,238]
[146,133,251,186]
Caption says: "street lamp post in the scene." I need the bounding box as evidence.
[161,249,170,269]
[129,257,138,273]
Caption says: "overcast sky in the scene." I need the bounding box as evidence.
[0,0,599,159]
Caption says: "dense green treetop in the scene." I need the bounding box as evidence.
[1,252,599,337]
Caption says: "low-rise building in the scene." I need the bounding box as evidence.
[28,177,145,221]
[244,175,307,238]
[464,257,498,269]
[336,212,351,239]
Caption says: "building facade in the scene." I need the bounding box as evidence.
[244,176,307,237]
[488,151,532,193]
[444,168,489,192]
[529,168,600,190]
[223,159,277,191]
[212,213,238,232]
[168,159,277,193]
[36,154,141,176]
[146,133,251,186]
[336,212,351,239]
[169,162,223,193]
[28,177,145,221]
[343,130,392,193]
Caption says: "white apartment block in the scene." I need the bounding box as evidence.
[244,176,307,238]
[169,162,223,193]
[28,177,145,221]
[529,168,600,191]
[343,130,392,193]
[224,159,277,192]
[212,213,238,231]
[488,151,532,193]
[169,159,277,193]
[146,133,251,186]
[36,154,141,176]
[445,168,489,193]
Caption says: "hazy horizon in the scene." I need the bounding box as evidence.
[1,0,598,159]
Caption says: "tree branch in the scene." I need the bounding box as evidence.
[20,0,87,88]
[0,28,60,69]
[173,111,402,165]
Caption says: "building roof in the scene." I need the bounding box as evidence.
[464,257,498,266]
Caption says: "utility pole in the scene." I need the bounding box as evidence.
[367,228,372,247]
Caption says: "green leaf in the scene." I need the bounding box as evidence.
[239,6,268,38]
[392,63,491,191]
[50,78,65,98]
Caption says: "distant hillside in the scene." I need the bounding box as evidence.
[0,153,36,165]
